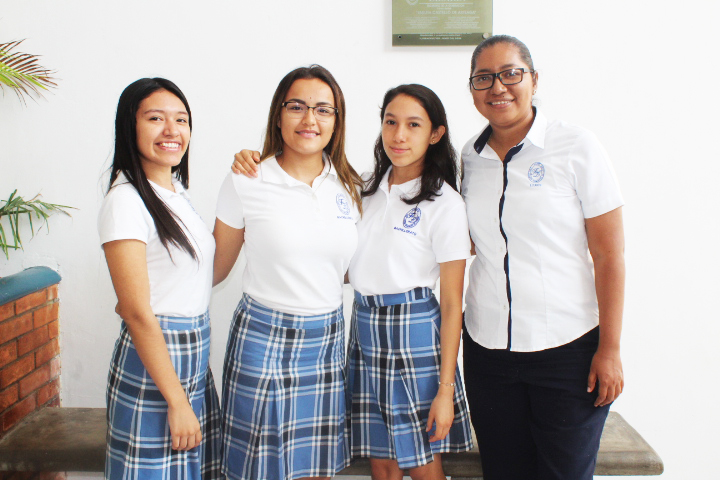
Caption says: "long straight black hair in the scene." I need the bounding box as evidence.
[363,84,459,205]
[108,77,197,260]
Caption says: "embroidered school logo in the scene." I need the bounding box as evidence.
[336,193,350,215]
[528,162,545,184]
[403,207,422,228]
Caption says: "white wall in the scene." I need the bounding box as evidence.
[1,1,718,478]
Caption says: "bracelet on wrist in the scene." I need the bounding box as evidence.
[438,381,456,388]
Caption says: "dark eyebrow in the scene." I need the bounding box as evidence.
[384,112,425,121]
[143,109,189,115]
[474,64,520,73]
[285,99,334,107]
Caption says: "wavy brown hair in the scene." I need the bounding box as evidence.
[260,65,363,213]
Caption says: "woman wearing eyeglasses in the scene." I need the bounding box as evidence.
[212,65,362,480]
[461,35,625,480]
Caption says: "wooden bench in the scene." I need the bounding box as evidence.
[0,408,663,477]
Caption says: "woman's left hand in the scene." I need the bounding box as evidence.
[427,389,454,442]
[587,348,624,407]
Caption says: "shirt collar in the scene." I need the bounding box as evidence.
[260,154,337,187]
[473,107,547,158]
[113,171,188,199]
[379,167,421,198]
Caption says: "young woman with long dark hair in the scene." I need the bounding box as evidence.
[345,84,473,480]
[213,65,363,480]
[98,77,221,480]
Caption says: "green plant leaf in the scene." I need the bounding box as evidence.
[0,190,75,259]
[0,40,57,104]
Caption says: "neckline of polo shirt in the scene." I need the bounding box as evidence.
[147,176,185,198]
[113,171,185,198]
[261,155,336,188]
[380,168,421,197]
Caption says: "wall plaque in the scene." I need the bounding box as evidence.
[392,0,492,46]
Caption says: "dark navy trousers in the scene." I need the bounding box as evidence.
[462,326,610,480]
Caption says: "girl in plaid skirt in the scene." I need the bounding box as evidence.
[213,66,364,480]
[346,85,473,480]
[99,78,222,480]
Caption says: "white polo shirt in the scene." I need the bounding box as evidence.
[349,170,471,296]
[98,173,215,317]
[461,109,624,352]
[216,157,359,316]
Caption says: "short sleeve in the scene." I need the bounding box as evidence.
[215,173,245,229]
[431,192,472,264]
[97,185,152,246]
[570,131,624,219]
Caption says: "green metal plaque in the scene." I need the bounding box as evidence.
[392,0,492,46]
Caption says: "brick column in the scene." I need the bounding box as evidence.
[0,268,64,480]
[0,285,61,435]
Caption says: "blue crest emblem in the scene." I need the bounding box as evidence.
[403,207,422,228]
[528,162,545,184]
[336,194,350,215]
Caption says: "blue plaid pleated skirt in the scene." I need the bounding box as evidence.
[105,311,223,480]
[347,287,473,469]
[221,294,350,480]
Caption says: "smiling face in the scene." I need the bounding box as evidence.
[278,78,336,160]
[135,89,190,178]
[470,43,537,131]
[381,94,445,180]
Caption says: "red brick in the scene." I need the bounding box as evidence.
[17,326,49,356]
[15,290,47,314]
[47,396,60,407]
[37,378,60,406]
[0,342,17,369]
[0,314,33,343]
[0,356,35,389]
[33,302,58,329]
[47,320,59,339]
[2,392,36,431]
[35,339,59,367]
[0,302,14,321]
[0,385,18,411]
[49,357,61,378]
[19,364,50,398]
[47,284,59,301]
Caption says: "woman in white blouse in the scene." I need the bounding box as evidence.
[461,35,625,480]
[98,78,221,480]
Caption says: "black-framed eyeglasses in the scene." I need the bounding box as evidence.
[469,68,535,91]
[281,101,338,119]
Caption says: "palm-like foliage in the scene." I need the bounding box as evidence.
[0,40,57,103]
[0,190,74,260]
